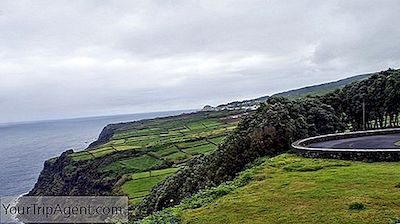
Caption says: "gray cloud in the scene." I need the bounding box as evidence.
[0,0,399,123]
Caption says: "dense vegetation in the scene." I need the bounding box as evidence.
[323,69,400,130]
[135,69,400,219]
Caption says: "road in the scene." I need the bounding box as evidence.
[308,134,400,149]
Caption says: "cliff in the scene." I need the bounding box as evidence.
[28,148,142,196]
[87,124,118,148]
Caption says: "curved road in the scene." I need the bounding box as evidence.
[308,134,400,149]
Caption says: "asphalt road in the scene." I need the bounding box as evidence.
[308,134,400,149]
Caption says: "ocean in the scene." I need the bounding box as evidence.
[0,110,192,196]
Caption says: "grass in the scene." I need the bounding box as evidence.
[91,147,115,157]
[152,145,180,157]
[183,144,216,155]
[71,117,237,162]
[200,120,222,128]
[145,154,400,224]
[122,167,179,203]
[100,155,161,173]
[131,167,178,180]
[140,157,268,223]
[123,175,167,202]
[69,152,93,161]
[209,136,226,145]
[176,140,209,149]
[113,145,142,151]
[163,151,189,162]
[395,140,400,146]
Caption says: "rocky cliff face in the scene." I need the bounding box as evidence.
[28,149,139,196]
[28,150,75,196]
[87,124,118,148]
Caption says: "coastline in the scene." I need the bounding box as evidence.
[26,109,242,199]
[0,110,194,197]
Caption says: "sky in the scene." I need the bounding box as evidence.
[1,0,400,123]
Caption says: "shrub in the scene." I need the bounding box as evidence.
[349,202,365,211]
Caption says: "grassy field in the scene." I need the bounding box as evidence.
[63,111,241,204]
[99,155,162,173]
[122,168,179,203]
[179,154,400,224]
[70,118,237,162]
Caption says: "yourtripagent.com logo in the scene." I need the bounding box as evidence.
[0,196,128,223]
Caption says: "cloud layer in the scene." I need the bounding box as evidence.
[1,0,399,122]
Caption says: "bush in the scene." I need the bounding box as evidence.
[349,202,366,211]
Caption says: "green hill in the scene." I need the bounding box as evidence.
[178,154,400,224]
[273,73,373,98]
[209,71,374,111]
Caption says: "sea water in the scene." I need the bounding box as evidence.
[0,110,192,196]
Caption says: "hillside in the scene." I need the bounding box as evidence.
[273,73,374,98]
[204,72,373,111]
[178,154,400,224]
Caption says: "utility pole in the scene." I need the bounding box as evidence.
[362,99,366,130]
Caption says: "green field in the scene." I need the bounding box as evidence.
[70,118,237,162]
[178,154,400,224]
[183,143,215,155]
[62,111,240,204]
[100,155,162,173]
[122,168,179,203]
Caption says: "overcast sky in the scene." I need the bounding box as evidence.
[1,0,399,123]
